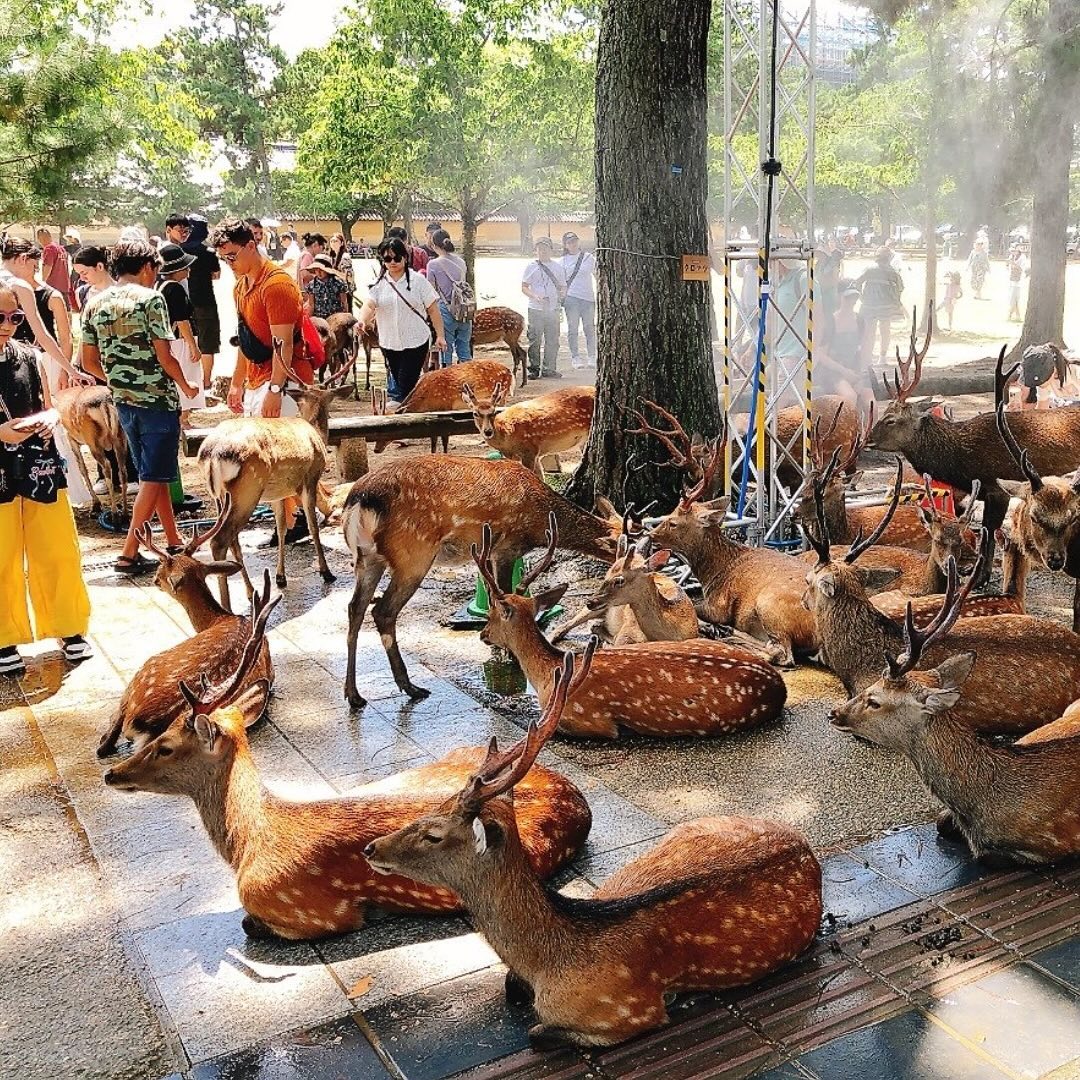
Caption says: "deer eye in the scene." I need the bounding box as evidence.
[865,698,881,710]
[422,833,443,844]
[611,576,625,587]
[157,745,174,757]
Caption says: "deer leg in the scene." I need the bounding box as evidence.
[528,1025,581,1050]
[71,440,98,513]
[505,971,534,1006]
[936,809,965,842]
[1001,543,1027,598]
[978,487,1009,586]
[371,569,430,699]
[345,558,385,709]
[114,440,128,521]
[300,480,335,584]
[1071,576,1080,635]
[96,709,125,758]
[271,500,289,589]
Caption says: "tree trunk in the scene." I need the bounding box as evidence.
[516,208,537,254]
[400,191,414,242]
[567,0,719,511]
[461,200,479,288]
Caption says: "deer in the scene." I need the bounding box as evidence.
[372,358,515,455]
[96,504,274,758]
[830,575,1080,866]
[340,455,619,707]
[472,519,786,738]
[103,580,592,941]
[995,401,1080,630]
[647,428,817,665]
[471,305,528,386]
[803,469,1080,734]
[53,384,128,521]
[462,383,594,475]
[552,531,698,646]
[868,323,1080,579]
[197,339,350,605]
[364,650,822,1048]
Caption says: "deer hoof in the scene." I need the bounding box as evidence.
[320,568,336,583]
[403,683,431,701]
[505,972,534,1006]
[528,1024,577,1050]
[936,810,965,842]
[275,573,287,588]
[241,913,276,939]
[96,736,118,759]
[345,686,368,710]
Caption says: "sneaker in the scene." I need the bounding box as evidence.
[542,371,563,379]
[0,646,25,676]
[61,635,93,662]
[92,478,109,496]
[258,512,311,549]
[587,357,597,366]
[570,357,585,369]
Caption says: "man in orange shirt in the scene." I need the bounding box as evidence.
[211,218,313,540]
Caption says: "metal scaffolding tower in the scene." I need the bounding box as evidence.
[722,0,817,543]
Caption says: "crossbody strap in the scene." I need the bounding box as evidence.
[564,252,586,288]
[383,275,432,331]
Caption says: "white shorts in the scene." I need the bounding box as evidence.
[243,382,300,418]
[171,338,206,411]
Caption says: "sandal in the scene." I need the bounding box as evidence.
[114,553,157,576]
[165,545,186,556]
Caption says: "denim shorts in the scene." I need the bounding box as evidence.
[116,403,180,483]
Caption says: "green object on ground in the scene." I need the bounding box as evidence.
[466,557,563,623]
[169,474,184,506]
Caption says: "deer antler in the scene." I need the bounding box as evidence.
[136,522,169,559]
[179,570,279,715]
[516,512,559,595]
[960,479,981,528]
[803,451,840,566]
[810,402,844,471]
[995,402,1043,492]
[626,400,694,469]
[993,345,1021,409]
[457,639,597,813]
[844,457,903,564]
[182,492,234,556]
[470,523,503,601]
[886,308,932,402]
[678,417,728,509]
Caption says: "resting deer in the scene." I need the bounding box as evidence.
[198,341,349,604]
[103,582,592,940]
[803,471,1080,734]
[648,429,817,665]
[868,327,1080,577]
[53,384,128,520]
[553,532,698,645]
[995,402,1080,630]
[96,503,273,757]
[473,519,786,738]
[340,456,618,707]
[365,651,822,1048]
[373,359,515,454]
[462,383,594,475]
[831,576,1080,866]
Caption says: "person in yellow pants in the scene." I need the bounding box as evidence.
[0,282,91,676]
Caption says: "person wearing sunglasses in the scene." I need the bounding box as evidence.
[0,283,93,676]
[357,236,446,402]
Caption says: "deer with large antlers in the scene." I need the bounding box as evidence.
[198,340,349,605]
[365,651,821,1048]
[869,328,1080,576]
[803,469,1080,734]
[472,518,786,737]
[995,401,1080,629]
[340,456,619,707]
[96,505,274,757]
[831,581,1080,866]
[103,582,592,940]
[463,383,594,475]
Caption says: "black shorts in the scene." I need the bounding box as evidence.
[192,304,221,355]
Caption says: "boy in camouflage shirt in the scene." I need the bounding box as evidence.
[81,241,197,575]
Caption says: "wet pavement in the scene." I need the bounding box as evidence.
[4,464,1080,1079]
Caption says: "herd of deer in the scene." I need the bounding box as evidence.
[78,315,1080,1049]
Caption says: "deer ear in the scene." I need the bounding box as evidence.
[917,506,934,530]
[193,714,219,752]
[461,382,477,406]
[817,571,837,598]
[857,566,902,593]
[847,470,864,487]
[533,583,569,617]
[202,560,244,577]
[493,382,508,405]
[232,679,270,723]
[646,549,671,571]
[933,650,976,690]
[331,384,355,400]
[593,495,617,519]
[471,815,504,855]
[167,571,185,590]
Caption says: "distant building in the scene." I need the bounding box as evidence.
[815,5,879,87]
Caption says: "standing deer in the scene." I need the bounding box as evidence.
[373,358,514,454]
[365,651,821,1048]
[831,578,1080,866]
[53,384,128,521]
[470,306,528,385]
[472,519,786,738]
[462,383,594,475]
[996,402,1080,629]
[103,584,593,940]
[198,341,349,604]
[340,456,619,707]
[803,476,1080,734]
[96,505,274,757]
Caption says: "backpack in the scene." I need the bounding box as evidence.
[447,277,476,323]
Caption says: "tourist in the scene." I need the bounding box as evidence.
[855,248,905,364]
[72,245,114,312]
[279,230,302,279]
[386,226,428,273]
[815,234,844,341]
[967,229,990,300]
[427,229,472,367]
[936,271,963,333]
[819,285,867,406]
[163,213,192,247]
[80,240,197,575]
[182,215,221,391]
[0,282,92,675]
[299,232,326,284]
[522,236,566,379]
[157,243,206,422]
[246,218,269,258]
[63,229,81,301]
[357,235,445,402]
[327,232,355,298]
[1006,243,1028,321]
[36,228,73,309]
[420,221,443,259]
[302,254,350,319]
[559,231,596,368]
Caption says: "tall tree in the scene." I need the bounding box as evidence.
[567,0,720,510]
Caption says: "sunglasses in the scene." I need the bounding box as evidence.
[220,250,242,264]
[382,254,404,264]
[0,311,26,326]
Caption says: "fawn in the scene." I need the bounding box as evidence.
[339,455,618,707]
[365,650,822,1048]
[54,384,128,521]
[103,581,592,940]
[472,517,786,738]
[831,570,1080,865]
[462,383,594,475]
[97,505,274,757]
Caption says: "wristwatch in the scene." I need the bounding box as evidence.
[269,383,283,395]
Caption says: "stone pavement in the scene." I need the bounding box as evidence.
[2,528,1080,1080]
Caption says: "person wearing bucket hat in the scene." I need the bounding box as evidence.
[157,243,206,418]
[302,253,350,319]
[560,231,596,368]
[522,236,566,378]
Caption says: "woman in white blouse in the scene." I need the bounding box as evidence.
[357,236,446,401]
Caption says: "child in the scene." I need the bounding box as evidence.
[936,271,962,332]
